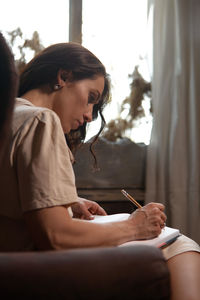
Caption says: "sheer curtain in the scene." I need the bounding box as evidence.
[146,0,200,244]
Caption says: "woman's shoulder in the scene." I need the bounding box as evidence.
[14,98,61,131]
[11,98,67,156]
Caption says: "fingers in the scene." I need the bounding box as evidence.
[145,202,165,212]
[130,210,162,239]
[148,207,166,221]
[80,205,95,220]
[87,201,107,216]
[76,198,107,219]
[93,206,107,216]
[130,203,167,239]
[129,202,167,240]
[143,203,167,227]
[147,211,165,229]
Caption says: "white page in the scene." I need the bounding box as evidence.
[90,213,130,224]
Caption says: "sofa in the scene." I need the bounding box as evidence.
[0,139,170,299]
[0,140,170,300]
[0,245,170,299]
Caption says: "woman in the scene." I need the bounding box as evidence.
[0,42,166,250]
[0,42,199,299]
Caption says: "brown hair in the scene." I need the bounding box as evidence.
[0,32,18,140]
[18,43,111,167]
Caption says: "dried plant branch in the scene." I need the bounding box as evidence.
[7,27,44,73]
[102,66,152,142]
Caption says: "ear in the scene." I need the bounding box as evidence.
[57,70,72,86]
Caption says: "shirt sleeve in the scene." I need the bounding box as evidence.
[15,109,78,212]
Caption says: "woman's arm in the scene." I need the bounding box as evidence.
[23,203,166,250]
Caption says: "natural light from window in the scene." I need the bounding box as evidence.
[82,0,152,144]
[1,0,152,144]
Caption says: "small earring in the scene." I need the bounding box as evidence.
[54,84,61,90]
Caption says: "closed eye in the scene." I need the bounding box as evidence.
[88,91,100,104]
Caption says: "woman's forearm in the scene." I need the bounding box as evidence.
[24,206,137,250]
[51,217,135,249]
[24,203,166,250]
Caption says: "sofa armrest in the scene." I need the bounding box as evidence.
[0,245,170,299]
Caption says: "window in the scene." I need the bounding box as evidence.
[1,0,152,144]
[82,0,152,144]
[0,0,69,61]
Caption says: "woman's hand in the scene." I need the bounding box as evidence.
[71,197,107,220]
[129,202,167,240]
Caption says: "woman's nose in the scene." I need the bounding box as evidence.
[83,105,93,123]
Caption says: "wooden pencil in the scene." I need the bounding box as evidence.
[121,189,142,209]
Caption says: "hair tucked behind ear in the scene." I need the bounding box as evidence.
[18,42,111,167]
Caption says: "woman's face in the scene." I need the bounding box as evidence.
[52,75,105,133]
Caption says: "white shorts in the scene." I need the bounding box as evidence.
[162,234,200,260]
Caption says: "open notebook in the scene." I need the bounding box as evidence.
[90,213,180,249]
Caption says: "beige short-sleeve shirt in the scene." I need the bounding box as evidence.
[0,98,78,251]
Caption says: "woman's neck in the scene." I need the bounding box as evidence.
[21,89,53,109]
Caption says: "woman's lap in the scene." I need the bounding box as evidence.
[162,234,200,260]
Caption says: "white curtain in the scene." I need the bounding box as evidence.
[146,0,200,244]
